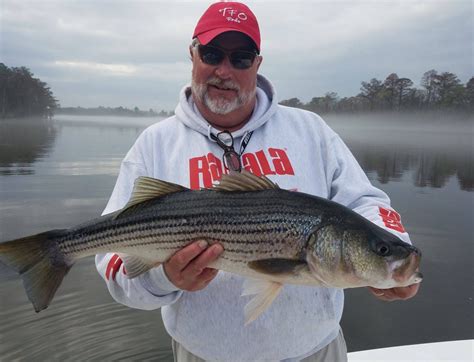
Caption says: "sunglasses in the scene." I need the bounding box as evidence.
[210,130,254,172]
[212,130,242,171]
[197,44,258,70]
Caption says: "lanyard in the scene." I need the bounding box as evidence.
[239,131,254,156]
[210,131,254,156]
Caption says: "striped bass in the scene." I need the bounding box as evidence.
[0,171,422,324]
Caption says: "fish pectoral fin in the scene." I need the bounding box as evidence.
[114,177,187,220]
[118,253,161,279]
[241,278,283,325]
[248,258,307,275]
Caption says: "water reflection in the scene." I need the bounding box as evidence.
[1,115,472,193]
[326,113,473,191]
[348,142,473,191]
[0,261,173,361]
[0,118,58,175]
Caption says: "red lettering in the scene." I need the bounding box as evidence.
[378,207,406,233]
[190,148,295,188]
[207,153,223,185]
[269,148,295,175]
[106,254,123,281]
[242,153,262,176]
[189,156,211,190]
[189,153,226,189]
[255,150,276,175]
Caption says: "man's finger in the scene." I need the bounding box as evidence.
[391,284,420,300]
[368,287,384,296]
[369,288,397,301]
[182,244,224,277]
[180,269,220,292]
[169,240,209,271]
[379,290,400,301]
[199,268,219,282]
[368,284,420,301]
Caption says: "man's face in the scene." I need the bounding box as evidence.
[191,31,261,116]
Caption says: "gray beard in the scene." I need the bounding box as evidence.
[191,77,256,115]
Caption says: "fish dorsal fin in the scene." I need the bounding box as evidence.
[114,177,187,219]
[213,170,279,192]
[128,176,187,205]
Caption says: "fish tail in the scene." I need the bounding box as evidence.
[0,229,73,312]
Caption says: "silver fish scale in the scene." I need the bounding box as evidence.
[58,189,326,263]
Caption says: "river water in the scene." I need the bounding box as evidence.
[0,113,472,360]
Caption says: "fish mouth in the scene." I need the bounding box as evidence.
[391,251,423,286]
[408,244,422,258]
[413,271,423,284]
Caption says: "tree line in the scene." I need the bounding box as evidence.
[56,106,174,118]
[2,63,471,119]
[0,64,59,119]
[280,70,474,114]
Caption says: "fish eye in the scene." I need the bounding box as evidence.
[376,242,391,256]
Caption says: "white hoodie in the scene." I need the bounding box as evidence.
[95,75,410,361]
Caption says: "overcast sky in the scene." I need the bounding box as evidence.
[1,0,472,111]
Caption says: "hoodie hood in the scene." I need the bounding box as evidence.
[174,74,278,139]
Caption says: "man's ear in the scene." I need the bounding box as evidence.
[256,55,263,71]
[189,45,194,59]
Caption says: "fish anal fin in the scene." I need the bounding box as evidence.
[114,177,187,220]
[118,253,161,279]
[242,278,283,325]
[213,170,279,192]
[248,258,307,275]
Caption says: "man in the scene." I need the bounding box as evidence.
[96,2,419,361]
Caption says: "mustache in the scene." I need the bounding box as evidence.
[206,77,240,91]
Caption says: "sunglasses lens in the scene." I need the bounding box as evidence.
[230,51,256,69]
[217,131,233,147]
[198,45,256,70]
[223,150,241,172]
[199,46,224,66]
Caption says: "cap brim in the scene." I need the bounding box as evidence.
[197,28,259,51]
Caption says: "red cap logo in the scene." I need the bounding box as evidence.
[193,2,261,52]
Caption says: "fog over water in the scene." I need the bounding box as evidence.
[326,112,473,191]
[0,113,472,360]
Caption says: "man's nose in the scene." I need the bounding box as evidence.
[214,56,233,78]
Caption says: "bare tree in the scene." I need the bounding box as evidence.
[421,69,440,106]
[396,78,414,110]
[384,73,399,110]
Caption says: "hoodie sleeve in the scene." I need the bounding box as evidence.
[327,135,411,244]
[95,145,183,310]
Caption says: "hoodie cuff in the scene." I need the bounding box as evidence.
[139,265,181,296]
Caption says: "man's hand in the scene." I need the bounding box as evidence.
[368,283,420,301]
[163,240,224,292]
